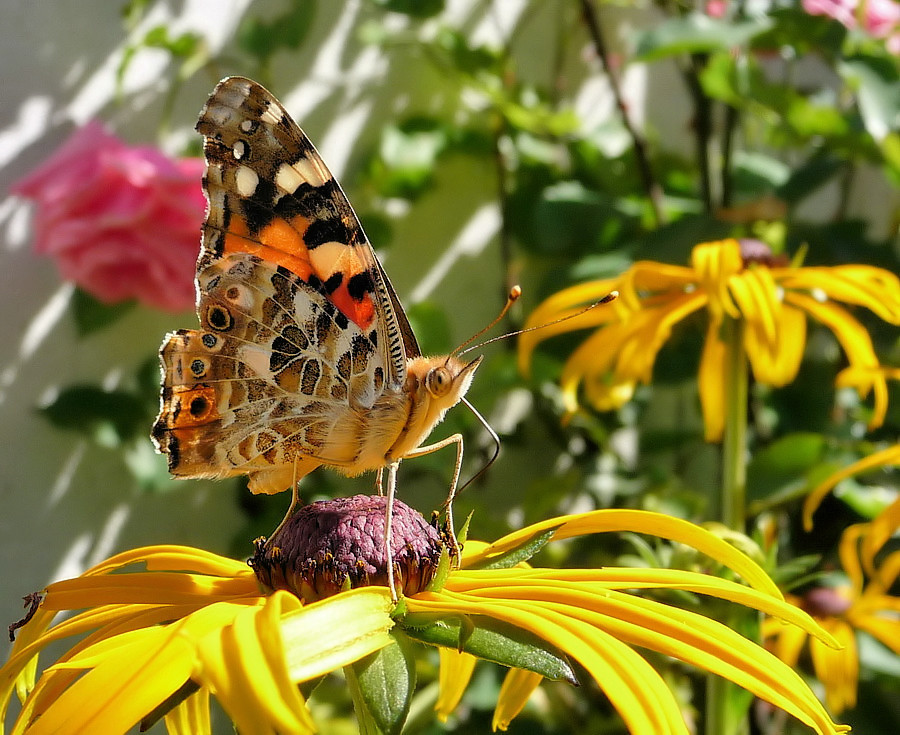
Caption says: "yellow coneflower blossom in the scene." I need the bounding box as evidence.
[2,497,849,734]
[764,504,900,715]
[519,238,900,441]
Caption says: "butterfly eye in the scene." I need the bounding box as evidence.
[426,367,453,397]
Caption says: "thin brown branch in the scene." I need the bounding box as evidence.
[579,0,666,227]
[682,52,715,212]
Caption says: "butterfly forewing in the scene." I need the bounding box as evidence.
[196,76,415,380]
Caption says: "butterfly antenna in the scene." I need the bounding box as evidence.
[458,290,618,357]
[456,397,501,496]
[451,285,523,357]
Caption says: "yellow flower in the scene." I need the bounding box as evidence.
[764,504,900,715]
[518,239,900,441]
[2,496,848,735]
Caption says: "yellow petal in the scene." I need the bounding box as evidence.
[164,688,211,735]
[847,611,900,656]
[698,319,726,441]
[803,444,900,531]
[810,619,858,715]
[83,544,253,579]
[463,510,781,597]
[729,266,781,350]
[743,302,807,386]
[435,649,476,722]
[786,291,889,427]
[559,321,637,413]
[195,595,315,735]
[446,567,837,646]
[280,587,394,682]
[27,625,195,735]
[620,260,697,306]
[763,614,808,668]
[839,524,867,595]
[691,240,743,320]
[777,265,900,324]
[614,292,707,383]
[43,572,259,610]
[518,278,621,377]
[416,594,689,734]
[493,668,542,731]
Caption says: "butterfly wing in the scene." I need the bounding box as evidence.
[198,76,419,369]
[153,76,418,494]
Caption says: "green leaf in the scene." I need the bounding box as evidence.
[39,385,149,445]
[404,301,453,356]
[776,154,845,204]
[747,432,828,504]
[752,8,846,57]
[732,151,791,193]
[785,94,850,138]
[370,121,448,198]
[348,632,416,735]
[430,28,501,76]
[238,1,317,60]
[634,15,772,61]
[841,55,900,143]
[369,0,444,18]
[402,613,577,684]
[528,181,619,257]
[72,288,136,336]
[469,526,558,571]
[143,26,202,57]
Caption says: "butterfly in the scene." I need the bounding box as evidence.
[151,77,485,591]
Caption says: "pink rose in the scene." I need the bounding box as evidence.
[802,0,900,46]
[12,121,205,312]
[705,0,728,18]
[802,0,858,28]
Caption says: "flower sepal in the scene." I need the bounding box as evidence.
[138,679,201,733]
[345,631,416,735]
[462,525,559,571]
[400,611,577,685]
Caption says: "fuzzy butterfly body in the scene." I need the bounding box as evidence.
[152,77,480,502]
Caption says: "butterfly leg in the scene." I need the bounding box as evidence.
[384,461,400,602]
[374,466,384,496]
[265,457,302,550]
[403,434,464,565]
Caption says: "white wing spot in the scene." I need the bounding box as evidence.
[261,104,283,126]
[235,165,259,197]
[240,119,254,132]
[232,140,246,160]
[291,157,330,188]
[275,162,304,194]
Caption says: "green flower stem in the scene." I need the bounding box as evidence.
[721,316,749,530]
[707,315,751,735]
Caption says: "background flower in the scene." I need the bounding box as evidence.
[12,120,205,312]
[802,0,900,51]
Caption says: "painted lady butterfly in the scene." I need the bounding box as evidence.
[151,77,483,585]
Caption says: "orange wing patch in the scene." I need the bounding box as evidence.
[223,213,315,283]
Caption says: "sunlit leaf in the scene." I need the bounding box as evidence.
[72,288,135,336]
[634,15,771,61]
[40,385,148,445]
[841,55,900,143]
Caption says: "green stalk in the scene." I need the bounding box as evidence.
[721,316,748,529]
[706,315,751,735]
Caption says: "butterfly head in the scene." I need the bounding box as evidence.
[406,354,483,427]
